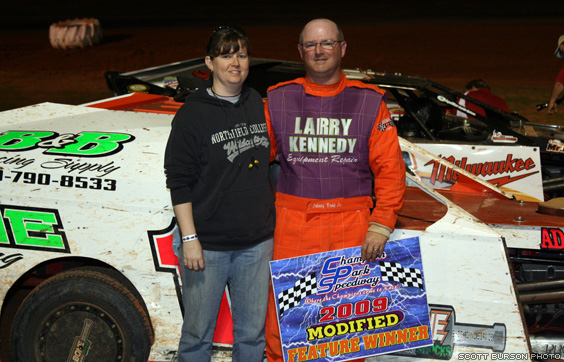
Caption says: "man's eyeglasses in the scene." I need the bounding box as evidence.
[301,40,342,51]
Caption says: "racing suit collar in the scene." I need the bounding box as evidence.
[303,71,346,97]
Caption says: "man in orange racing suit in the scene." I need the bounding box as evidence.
[264,18,406,362]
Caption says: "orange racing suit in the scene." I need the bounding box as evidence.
[265,73,405,362]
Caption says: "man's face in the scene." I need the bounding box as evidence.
[298,20,347,85]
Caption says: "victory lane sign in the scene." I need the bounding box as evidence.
[270,237,432,362]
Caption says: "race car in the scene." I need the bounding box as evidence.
[0,91,563,362]
[105,58,564,201]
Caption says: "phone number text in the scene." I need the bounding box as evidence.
[0,170,116,191]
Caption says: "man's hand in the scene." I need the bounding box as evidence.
[548,102,558,114]
[183,239,205,271]
[361,231,387,261]
[548,82,564,114]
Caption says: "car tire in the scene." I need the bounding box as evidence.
[10,269,152,362]
[49,18,102,50]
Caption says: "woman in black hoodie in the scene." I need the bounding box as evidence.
[164,26,274,362]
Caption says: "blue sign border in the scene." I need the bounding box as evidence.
[270,236,432,362]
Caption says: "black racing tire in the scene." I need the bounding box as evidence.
[10,269,152,362]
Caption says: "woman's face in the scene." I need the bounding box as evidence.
[205,42,249,96]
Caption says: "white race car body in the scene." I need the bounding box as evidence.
[1,93,562,362]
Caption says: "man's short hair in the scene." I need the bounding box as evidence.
[465,79,490,90]
[299,19,345,44]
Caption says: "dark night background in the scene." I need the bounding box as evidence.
[2,0,563,29]
[1,0,564,125]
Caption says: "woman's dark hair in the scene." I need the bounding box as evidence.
[206,26,251,58]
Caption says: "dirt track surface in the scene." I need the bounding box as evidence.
[1,19,564,126]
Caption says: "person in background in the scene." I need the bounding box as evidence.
[456,79,510,118]
[164,25,274,362]
[547,34,564,114]
[264,18,406,362]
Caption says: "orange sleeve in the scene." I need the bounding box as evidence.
[264,98,278,163]
[368,103,406,230]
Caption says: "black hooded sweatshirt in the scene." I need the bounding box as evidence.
[164,81,274,251]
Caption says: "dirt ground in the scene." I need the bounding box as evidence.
[1,18,564,126]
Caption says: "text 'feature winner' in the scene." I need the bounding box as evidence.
[270,237,432,362]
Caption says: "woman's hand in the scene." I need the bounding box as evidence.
[183,239,205,271]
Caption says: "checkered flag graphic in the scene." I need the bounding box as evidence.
[277,273,317,316]
[402,266,424,289]
[379,261,424,290]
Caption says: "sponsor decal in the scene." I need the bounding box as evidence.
[286,154,359,166]
[376,118,396,131]
[393,305,506,359]
[491,130,518,143]
[127,84,150,93]
[425,154,538,187]
[388,106,405,122]
[163,76,179,89]
[0,251,23,268]
[541,227,564,250]
[0,169,117,191]
[0,131,133,191]
[67,319,94,362]
[547,139,564,153]
[0,131,134,157]
[289,117,358,154]
[0,204,69,253]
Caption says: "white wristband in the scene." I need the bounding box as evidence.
[182,234,198,243]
